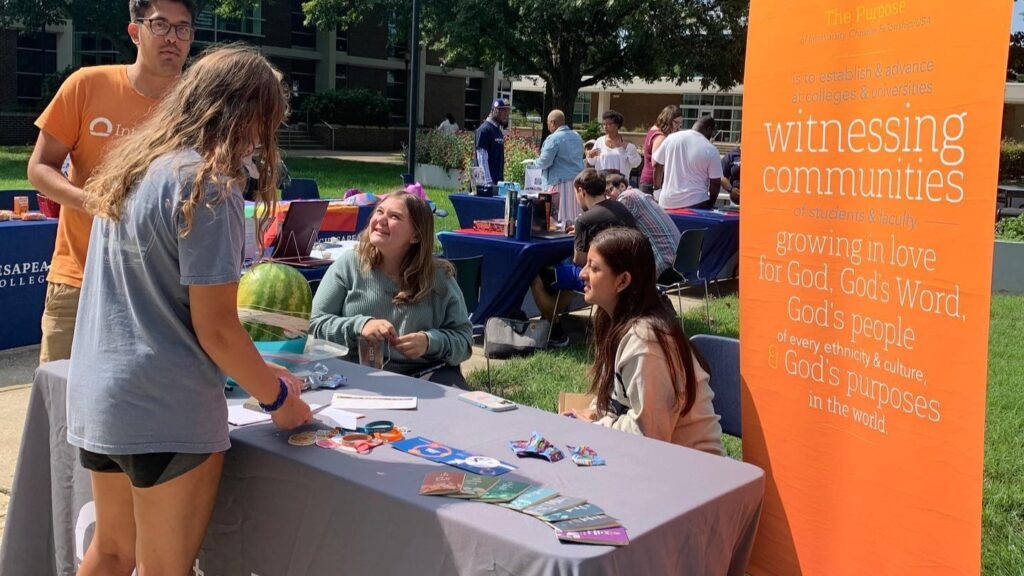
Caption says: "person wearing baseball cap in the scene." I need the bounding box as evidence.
[475,98,511,186]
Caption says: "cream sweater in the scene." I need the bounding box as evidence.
[593,321,725,456]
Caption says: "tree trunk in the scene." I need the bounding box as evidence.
[550,83,580,130]
[541,83,553,139]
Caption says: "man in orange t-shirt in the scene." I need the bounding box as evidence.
[28,0,194,363]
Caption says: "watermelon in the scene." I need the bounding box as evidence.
[237,262,313,342]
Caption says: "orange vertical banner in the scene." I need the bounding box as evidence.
[739,2,1011,575]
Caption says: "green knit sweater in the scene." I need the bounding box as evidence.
[309,250,473,374]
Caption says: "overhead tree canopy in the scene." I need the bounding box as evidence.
[1010,31,1024,81]
[295,0,749,126]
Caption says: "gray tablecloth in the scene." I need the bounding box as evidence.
[1,360,764,576]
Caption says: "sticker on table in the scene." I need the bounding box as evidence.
[288,431,318,446]
[391,436,517,476]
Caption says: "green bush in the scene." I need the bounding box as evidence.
[996,214,1024,242]
[41,66,77,110]
[503,131,541,185]
[300,89,389,127]
[408,129,474,171]
[999,139,1024,182]
[581,120,602,142]
[510,110,529,127]
[406,128,541,187]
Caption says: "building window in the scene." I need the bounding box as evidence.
[386,70,407,125]
[681,92,743,143]
[335,64,347,89]
[76,33,119,67]
[194,5,263,45]
[464,77,482,130]
[336,27,347,52]
[291,0,317,49]
[386,17,407,60]
[290,59,317,95]
[573,93,592,125]
[16,31,58,108]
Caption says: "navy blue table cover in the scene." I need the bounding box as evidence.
[0,190,40,212]
[450,193,740,281]
[0,219,57,350]
[668,210,740,280]
[449,194,505,228]
[438,231,574,323]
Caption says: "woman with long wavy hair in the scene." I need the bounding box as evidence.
[67,45,312,575]
[309,191,473,387]
[572,227,724,455]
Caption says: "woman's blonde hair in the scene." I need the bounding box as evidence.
[356,191,452,305]
[84,44,288,241]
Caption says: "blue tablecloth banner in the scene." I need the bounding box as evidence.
[0,220,58,350]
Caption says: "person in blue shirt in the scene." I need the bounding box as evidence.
[532,109,584,225]
[475,98,510,186]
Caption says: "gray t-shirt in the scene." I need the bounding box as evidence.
[67,149,244,455]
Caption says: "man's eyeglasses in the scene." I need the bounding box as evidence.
[134,18,195,41]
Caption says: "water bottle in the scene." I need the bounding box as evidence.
[515,197,533,242]
[505,188,518,237]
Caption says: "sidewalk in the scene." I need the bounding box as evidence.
[282,149,404,165]
[0,343,34,544]
[0,292,709,542]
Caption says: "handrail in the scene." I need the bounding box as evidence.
[320,120,340,150]
[280,121,293,148]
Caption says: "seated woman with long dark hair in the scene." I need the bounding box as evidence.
[574,227,724,455]
[309,191,473,387]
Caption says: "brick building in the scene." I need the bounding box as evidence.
[0,0,502,145]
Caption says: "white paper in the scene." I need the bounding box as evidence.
[228,402,326,427]
[316,407,364,430]
[310,240,358,260]
[332,393,418,410]
[524,167,544,192]
[228,404,273,426]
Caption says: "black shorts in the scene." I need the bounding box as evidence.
[79,449,212,489]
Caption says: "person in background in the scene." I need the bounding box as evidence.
[531,109,584,226]
[310,192,473,387]
[640,105,683,194]
[27,0,195,364]
[569,227,724,455]
[586,110,642,179]
[438,113,458,135]
[605,173,681,282]
[720,145,741,204]
[475,99,511,186]
[67,46,313,576]
[652,115,723,210]
[530,168,636,348]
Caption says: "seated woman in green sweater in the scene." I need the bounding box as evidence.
[572,227,725,455]
[309,192,473,387]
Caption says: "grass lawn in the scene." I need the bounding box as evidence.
[0,147,32,190]
[284,157,459,233]
[2,149,1019,573]
[0,148,461,234]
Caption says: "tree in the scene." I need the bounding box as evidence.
[0,0,70,30]
[1009,31,1024,81]
[296,0,748,127]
